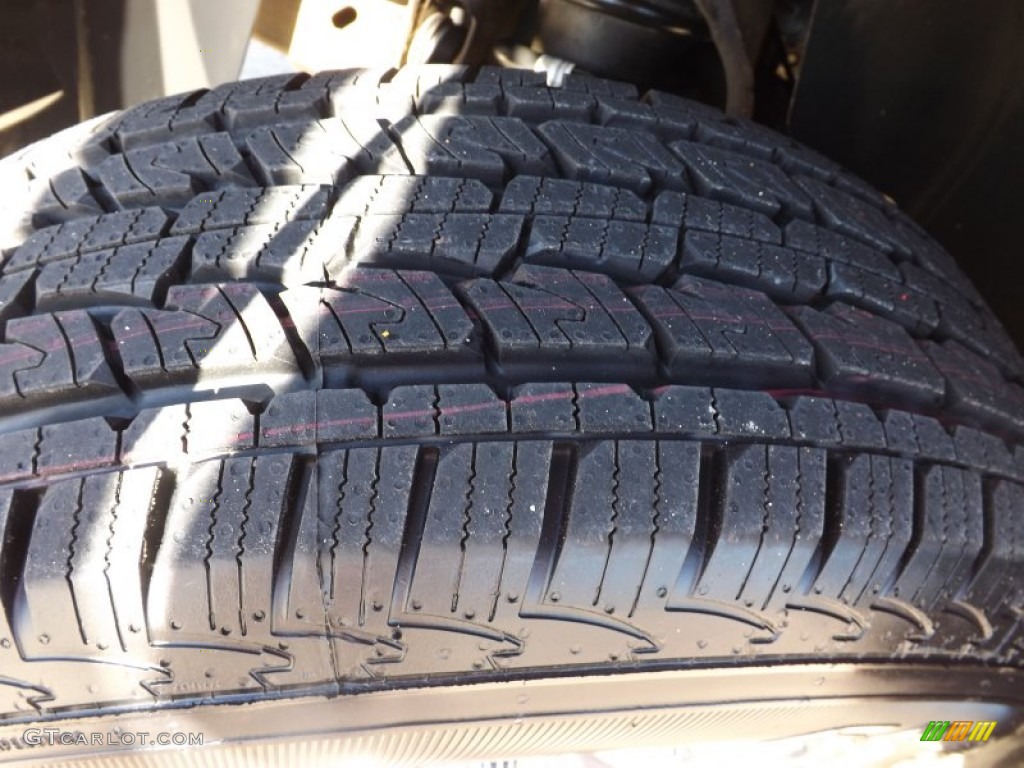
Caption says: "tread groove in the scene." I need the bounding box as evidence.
[675,446,721,597]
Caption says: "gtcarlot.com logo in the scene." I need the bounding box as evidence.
[920,720,997,742]
[21,729,203,747]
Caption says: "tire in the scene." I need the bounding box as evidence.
[0,65,1022,760]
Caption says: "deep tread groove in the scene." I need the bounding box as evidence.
[138,468,176,611]
[0,489,42,630]
[798,455,843,596]
[675,445,721,596]
[392,446,440,617]
[526,443,578,609]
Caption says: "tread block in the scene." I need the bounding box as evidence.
[632,276,814,387]
[417,81,503,115]
[589,441,659,617]
[817,455,915,607]
[835,400,888,450]
[112,76,310,147]
[6,208,170,273]
[245,118,372,186]
[461,265,654,373]
[259,389,379,447]
[474,66,545,88]
[351,212,524,275]
[694,117,845,184]
[560,73,638,97]
[184,400,256,455]
[500,176,647,221]
[525,215,677,282]
[191,217,356,284]
[113,284,297,385]
[0,311,120,407]
[438,383,507,435]
[145,456,295,665]
[0,427,39,483]
[892,466,982,611]
[546,441,620,608]
[394,115,557,185]
[232,454,297,640]
[794,176,915,257]
[314,389,380,442]
[712,389,791,438]
[919,471,984,612]
[35,236,189,310]
[784,220,900,279]
[825,262,939,336]
[964,480,1024,613]
[880,410,955,462]
[14,467,161,664]
[952,426,1014,476]
[510,382,576,432]
[18,474,124,655]
[503,86,596,121]
[738,445,802,609]
[121,403,187,465]
[909,414,958,463]
[790,303,944,407]
[630,441,701,614]
[898,214,974,292]
[538,121,687,195]
[109,91,218,150]
[30,168,105,225]
[447,440,517,623]
[383,384,438,438]
[786,396,887,450]
[652,385,716,435]
[901,262,1021,375]
[691,117,791,162]
[217,75,325,131]
[95,134,256,208]
[643,89,728,123]
[694,443,769,600]
[405,443,481,619]
[924,340,1024,434]
[593,96,700,138]
[165,282,297,370]
[334,175,493,216]
[576,383,652,432]
[651,386,790,438]
[281,270,475,378]
[764,447,828,609]
[37,417,118,476]
[669,141,813,219]
[317,68,415,118]
[787,397,841,444]
[192,456,253,638]
[680,231,826,302]
[315,446,371,628]
[0,269,37,322]
[171,185,331,234]
[259,391,316,448]
[854,457,914,607]
[300,445,418,664]
[652,190,781,243]
[689,444,802,609]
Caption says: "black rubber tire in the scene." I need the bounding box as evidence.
[0,65,1022,731]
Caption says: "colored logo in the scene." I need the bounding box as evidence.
[920,720,997,742]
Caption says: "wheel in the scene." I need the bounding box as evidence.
[0,65,1021,762]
